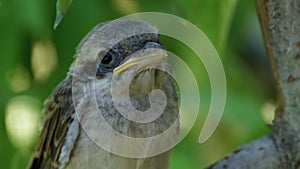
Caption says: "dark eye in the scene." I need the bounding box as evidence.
[97,50,121,76]
[101,52,113,65]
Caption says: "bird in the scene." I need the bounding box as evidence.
[27,19,179,169]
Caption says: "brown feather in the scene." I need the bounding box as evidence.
[27,77,75,169]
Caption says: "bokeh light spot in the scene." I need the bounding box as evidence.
[31,40,57,83]
[113,0,139,14]
[8,65,31,93]
[5,96,41,153]
[261,101,275,124]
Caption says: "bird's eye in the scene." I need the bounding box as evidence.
[101,52,113,65]
[97,50,121,75]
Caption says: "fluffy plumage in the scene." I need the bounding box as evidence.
[27,19,179,169]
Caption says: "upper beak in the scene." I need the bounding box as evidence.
[113,49,167,74]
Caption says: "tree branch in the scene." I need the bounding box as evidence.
[206,0,300,168]
[206,135,283,169]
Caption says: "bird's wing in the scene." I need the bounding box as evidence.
[27,77,77,169]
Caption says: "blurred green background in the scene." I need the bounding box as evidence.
[0,0,276,168]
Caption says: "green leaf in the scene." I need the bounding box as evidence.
[54,0,74,29]
[217,0,237,54]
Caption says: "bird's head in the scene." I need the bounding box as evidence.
[71,19,168,85]
[69,19,178,139]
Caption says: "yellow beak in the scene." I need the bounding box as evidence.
[113,50,167,74]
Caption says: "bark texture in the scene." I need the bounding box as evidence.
[207,0,300,168]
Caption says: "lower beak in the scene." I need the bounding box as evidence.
[113,49,167,74]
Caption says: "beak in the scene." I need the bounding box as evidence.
[113,49,167,74]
